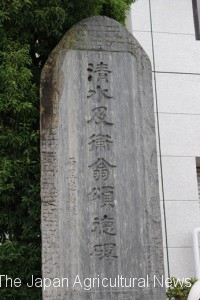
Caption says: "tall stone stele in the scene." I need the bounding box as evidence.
[40,16,166,300]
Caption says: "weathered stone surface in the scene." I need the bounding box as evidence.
[41,16,166,299]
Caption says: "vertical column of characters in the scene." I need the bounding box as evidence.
[66,158,77,230]
[87,61,118,260]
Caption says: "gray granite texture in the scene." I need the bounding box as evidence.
[40,16,166,300]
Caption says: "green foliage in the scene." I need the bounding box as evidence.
[0,0,135,298]
[166,277,197,300]
[0,38,41,299]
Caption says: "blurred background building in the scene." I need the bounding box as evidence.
[126,0,200,279]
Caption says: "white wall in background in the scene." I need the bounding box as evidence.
[130,0,200,278]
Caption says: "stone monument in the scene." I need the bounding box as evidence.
[41,16,166,300]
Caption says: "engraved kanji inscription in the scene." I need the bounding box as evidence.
[91,215,116,235]
[66,158,77,229]
[89,158,116,181]
[87,86,113,102]
[87,62,113,101]
[94,61,111,74]
[68,157,76,165]
[89,186,115,207]
[91,243,118,259]
[87,60,118,260]
[87,107,113,126]
[66,158,77,192]
[89,134,113,152]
